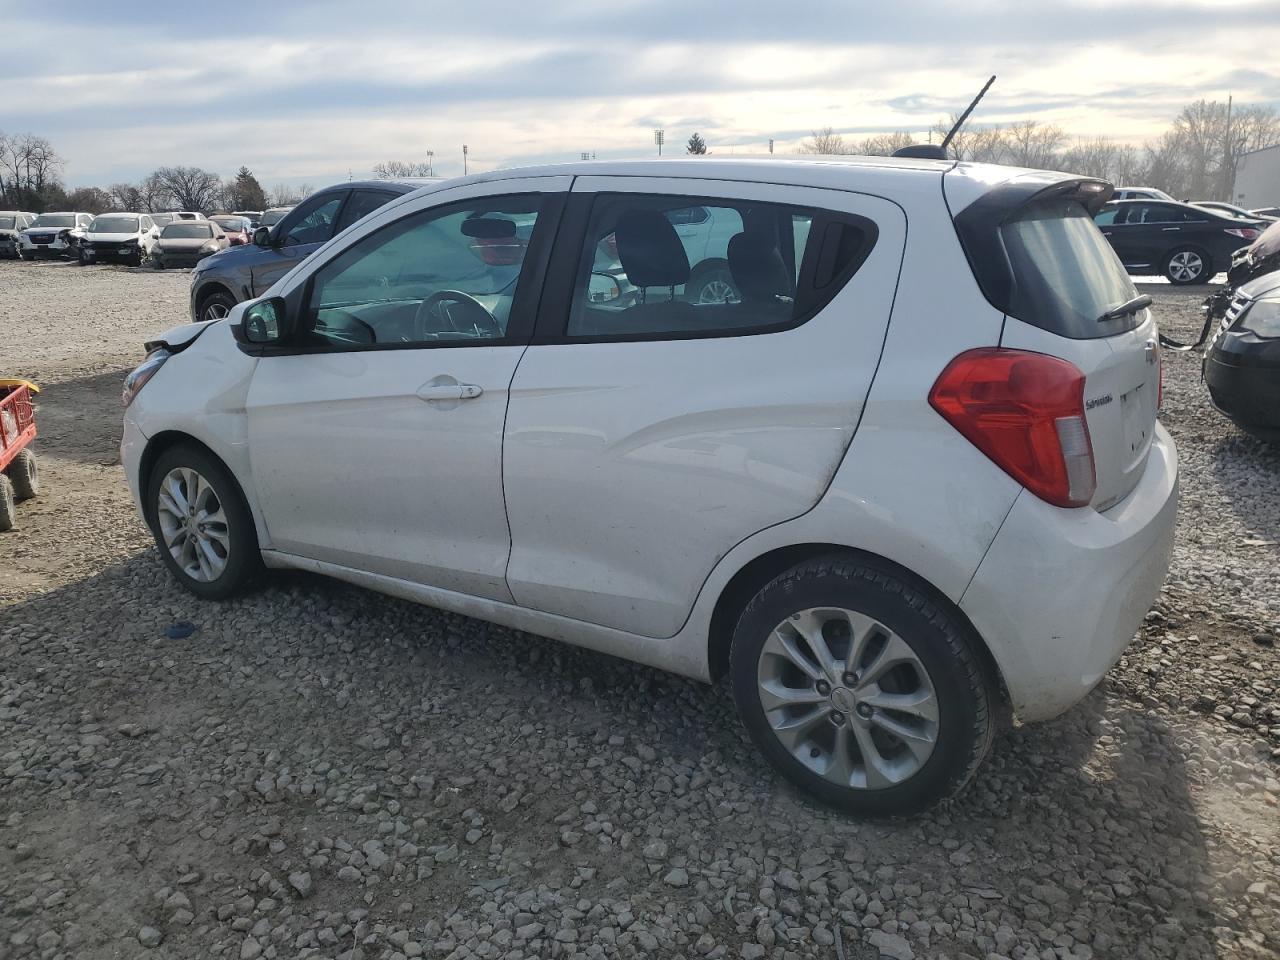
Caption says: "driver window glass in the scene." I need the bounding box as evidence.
[306,194,543,348]
[282,194,344,247]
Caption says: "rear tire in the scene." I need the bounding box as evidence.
[685,262,739,304]
[8,449,39,500]
[152,257,165,270]
[0,474,15,532]
[145,443,262,599]
[730,555,995,817]
[1163,247,1211,285]
[197,290,238,323]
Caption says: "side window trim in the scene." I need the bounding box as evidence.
[257,192,568,356]
[530,191,878,345]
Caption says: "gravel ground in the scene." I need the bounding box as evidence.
[0,259,1276,960]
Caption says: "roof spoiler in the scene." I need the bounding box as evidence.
[892,75,996,161]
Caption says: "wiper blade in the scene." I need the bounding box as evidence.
[1097,294,1152,323]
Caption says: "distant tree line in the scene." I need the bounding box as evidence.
[800,99,1280,201]
[0,133,307,214]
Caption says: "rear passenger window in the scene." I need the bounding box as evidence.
[565,194,875,340]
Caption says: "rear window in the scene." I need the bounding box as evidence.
[562,193,876,341]
[211,217,244,231]
[1001,199,1139,338]
[163,223,212,238]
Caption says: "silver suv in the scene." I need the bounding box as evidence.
[187,181,426,323]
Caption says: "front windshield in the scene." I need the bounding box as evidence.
[0,217,14,229]
[31,214,76,228]
[162,223,213,239]
[90,215,139,233]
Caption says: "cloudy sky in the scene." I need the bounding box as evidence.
[5,0,1280,190]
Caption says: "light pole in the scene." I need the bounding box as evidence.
[425,150,434,177]
[463,144,469,176]
[654,129,665,156]
[768,139,774,155]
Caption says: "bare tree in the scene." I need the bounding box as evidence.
[108,182,145,211]
[855,131,915,156]
[799,127,852,155]
[1060,137,1120,179]
[269,183,314,206]
[928,116,1007,162]
[65,186,113,214]
[148,166,223,213]
[1004,120,1066,169]
[372,159,434,178]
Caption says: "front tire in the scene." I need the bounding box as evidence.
[7,449,39,500]
[730,556,995,817]
[1163,247,1211,285]
[78,247,90,266]
[145,443,262,599]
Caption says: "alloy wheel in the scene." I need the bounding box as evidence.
[1168,251,1204,283]
[202,301,232,322]
[756,607,939,790]
[155,467,230,582]
[697,277,739,304]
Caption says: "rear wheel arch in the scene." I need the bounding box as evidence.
[706,543,1011,722]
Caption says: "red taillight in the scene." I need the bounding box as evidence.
[929,348,1096,508]
[1225,227,1259,240]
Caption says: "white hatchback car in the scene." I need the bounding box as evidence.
[121,157,1178,815]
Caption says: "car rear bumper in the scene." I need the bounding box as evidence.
[960,423,1179,722]
[157,253,211,268]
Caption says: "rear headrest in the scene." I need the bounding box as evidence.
[728,232,792,304]
[615,210,690,288]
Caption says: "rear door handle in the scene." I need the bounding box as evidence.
[416,383,483,401]
[1162,227,1181,232]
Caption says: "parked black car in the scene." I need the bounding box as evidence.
[1093,199,1268,285]
[1203,269,1280,441]
[188,179,428,323]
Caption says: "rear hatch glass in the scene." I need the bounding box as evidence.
[1000,199,1160,510]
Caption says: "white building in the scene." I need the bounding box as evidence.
[1235,143,1280,209]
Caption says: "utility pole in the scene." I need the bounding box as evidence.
[654,129,665,156]
[768,139,774,155]
[463,144,469,176]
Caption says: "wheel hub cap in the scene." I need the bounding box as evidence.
[155,467,230,582]
[756,607,940,790]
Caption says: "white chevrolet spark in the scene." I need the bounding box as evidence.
[122,157,1178,816]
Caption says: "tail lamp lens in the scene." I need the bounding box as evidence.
[929,348,1096,508]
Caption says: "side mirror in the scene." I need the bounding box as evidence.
[587,272,622,304]
[237,297,287,344]
[253,226,273,247]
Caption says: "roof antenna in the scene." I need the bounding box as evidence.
[893,75,997,160]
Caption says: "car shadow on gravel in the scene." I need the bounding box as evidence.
[29,368,128,466]
[1210,429,1280,545]
[1,548,1242,958]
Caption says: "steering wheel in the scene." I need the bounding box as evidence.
[414,290,502,340]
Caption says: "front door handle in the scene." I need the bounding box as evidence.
[416,382,483,401]
[1162,227,1181,232]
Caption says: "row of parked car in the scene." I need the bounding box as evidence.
[0,207,296,269]
[1096,187,1277,285]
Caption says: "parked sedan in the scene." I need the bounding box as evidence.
[210,215,252,246]
[152,221,228,269]
[1203,269,1280,440]
[1093,199,1267,284]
